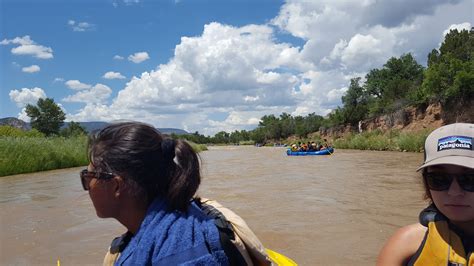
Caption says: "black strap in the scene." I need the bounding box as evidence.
[109,231,133,254]
[406,231,428,266]
[418,204,447,227]
[198,201,248,266]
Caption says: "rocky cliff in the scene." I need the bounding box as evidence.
[320,99,474,138]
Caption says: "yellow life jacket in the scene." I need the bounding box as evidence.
[408,205,473,266]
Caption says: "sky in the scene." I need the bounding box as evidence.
[1,0,472,136]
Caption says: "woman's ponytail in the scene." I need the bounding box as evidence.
[163,138,201,211]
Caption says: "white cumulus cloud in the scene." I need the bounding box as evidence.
[9,87,47,107]
[103,71,126,79]
[128,52,150,63]
[111,23,303,113]
[207,111,264,133]
[70,22,306,133]
[1,36,53,59]
[63,83,112,104]
[22,65,40,73]
[18,108,31,122]
[113,55,124,60]
[65,80,92,90]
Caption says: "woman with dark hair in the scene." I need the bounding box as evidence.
[377,123,473,266]
[81,122,228,265]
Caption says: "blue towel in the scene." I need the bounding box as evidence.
[115,198,229,265]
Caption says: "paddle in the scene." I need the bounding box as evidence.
[322,139,333,155]
[326,147,333,155]
[324,146,333,155]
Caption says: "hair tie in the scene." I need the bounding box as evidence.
[161,138,176,162]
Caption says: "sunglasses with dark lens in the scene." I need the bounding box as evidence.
[423,172,474,192]
[80,169,115,191]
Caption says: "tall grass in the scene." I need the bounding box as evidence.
[396,129,432,152]
[0,134,209,177]
[333,129,432,152]
[0,136,88,176]
[188,142,208,152]
[239,140,255,145]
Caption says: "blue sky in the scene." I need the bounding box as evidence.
[1,0,472,135]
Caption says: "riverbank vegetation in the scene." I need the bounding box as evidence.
[332,129,432,152]
[0,124,207,176]
[0,135,89,176]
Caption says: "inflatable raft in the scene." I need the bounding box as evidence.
[266,248,297,265]
[286,147,334,156]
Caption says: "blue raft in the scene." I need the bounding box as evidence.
[286,147,334,156]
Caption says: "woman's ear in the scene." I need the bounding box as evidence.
[113,175,124,197]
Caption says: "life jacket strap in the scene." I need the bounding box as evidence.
[196,199,248,266]
[109,231,133,254]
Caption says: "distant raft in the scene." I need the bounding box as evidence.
[286,147,334,156]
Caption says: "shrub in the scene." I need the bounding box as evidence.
[0,126,45,137]
[396,129,432,152]
[333,129,427,152]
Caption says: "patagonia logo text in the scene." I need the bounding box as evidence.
[437,136,472,151]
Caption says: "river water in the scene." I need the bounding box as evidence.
[0,146,426,265]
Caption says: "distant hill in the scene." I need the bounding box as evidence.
[0,118,189,135]
[72,121,109,132]
[157,128,188,135]
[0,117,30,130]
[73,121,188,135]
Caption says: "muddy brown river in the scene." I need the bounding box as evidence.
[0,146,427,265]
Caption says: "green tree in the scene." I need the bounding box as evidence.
[250,127,265,144]
[229,130,241,144]
[60,121,87,137]
[294,115,306,138]
[213,131,230,144]
[324,107,345,127]
[259,114,282,141]
[341,77,369,125]
[299,113,323,136]
[279,112,295,138]
[427,49,440,67]
[421,28,474,104]
[439,28,472,61]
[364,53,424,114]
[25,98,66,136]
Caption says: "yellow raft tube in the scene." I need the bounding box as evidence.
[266,248,297,266]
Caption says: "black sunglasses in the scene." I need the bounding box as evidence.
[423,172,474,192]
[80,169,115,191]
